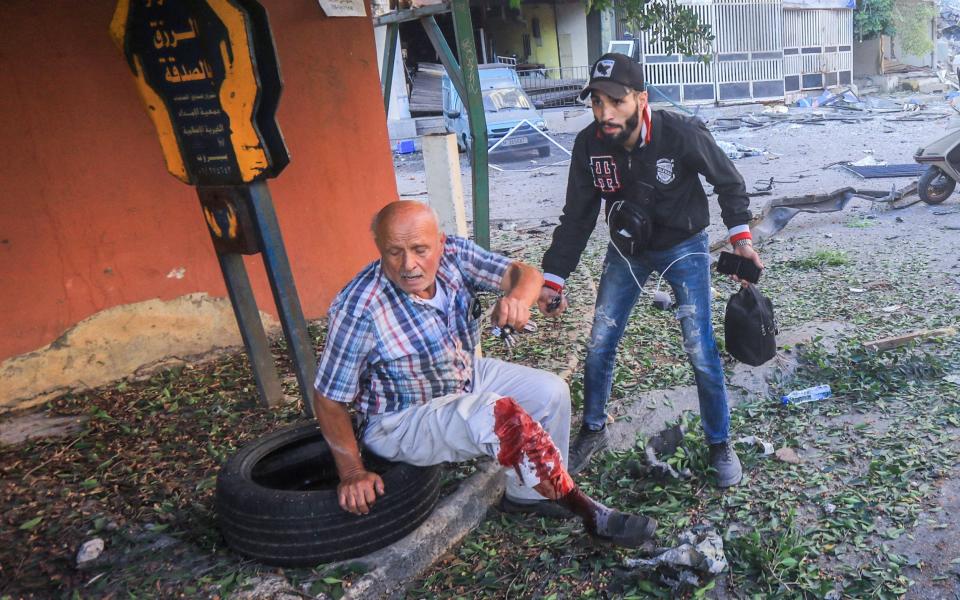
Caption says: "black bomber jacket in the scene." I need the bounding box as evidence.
[542,109,752,280]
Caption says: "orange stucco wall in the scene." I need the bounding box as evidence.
[0,1,397,362]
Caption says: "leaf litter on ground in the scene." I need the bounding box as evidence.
[1,223,958,598]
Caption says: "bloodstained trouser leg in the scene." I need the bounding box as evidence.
[472,357,571,502]
[492,396,621,535]
[363,392,616,534]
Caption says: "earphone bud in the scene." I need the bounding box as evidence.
[652,290,673,310]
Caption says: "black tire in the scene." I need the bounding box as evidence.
[537,146,551,158]
[215,421,442,567]
[918,166,956,205]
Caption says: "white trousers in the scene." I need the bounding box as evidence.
[362,358,571,502]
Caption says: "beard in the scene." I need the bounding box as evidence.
[598,104,641,145]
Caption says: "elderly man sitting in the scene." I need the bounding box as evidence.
[312,200,656,547]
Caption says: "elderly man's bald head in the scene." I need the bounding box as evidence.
[371,201,446,299]
[371,201,441,245]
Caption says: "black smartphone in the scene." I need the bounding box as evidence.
[716,251,762,284]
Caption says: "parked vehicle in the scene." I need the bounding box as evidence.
[914,128,960,204]
[442,64,551,158]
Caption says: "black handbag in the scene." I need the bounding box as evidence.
[607,181,656,255]
[724,283,777,366]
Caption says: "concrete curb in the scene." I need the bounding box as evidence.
[341,462,504,599]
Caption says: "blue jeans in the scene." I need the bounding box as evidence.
[582,231,730,444]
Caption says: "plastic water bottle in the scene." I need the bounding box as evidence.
[781,384,832,405]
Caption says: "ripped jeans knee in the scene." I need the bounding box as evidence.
[676,303,709,366]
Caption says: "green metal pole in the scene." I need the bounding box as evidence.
[421,16,467,105]
[381,22,399,117]
[450,0,489,249]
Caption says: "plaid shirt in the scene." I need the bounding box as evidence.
[314,236,511,415]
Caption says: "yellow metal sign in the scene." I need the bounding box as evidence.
[111,0,288,185]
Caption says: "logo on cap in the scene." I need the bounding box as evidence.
[593,60,615,79]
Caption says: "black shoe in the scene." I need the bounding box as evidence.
[568,426,609,475]
[588,511,658,548]
[709,441,743,488]
[498,496,575,520]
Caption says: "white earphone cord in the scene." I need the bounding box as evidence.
[608,237,710,297]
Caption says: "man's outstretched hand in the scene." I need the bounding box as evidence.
[537,287,568,317]
[337,468,385,515]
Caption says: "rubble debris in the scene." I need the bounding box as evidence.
[754,177,775,192]
[742,185,922,245]
[849,154,886,167]
[774,447,801,464]
[623,526,728,592]
[843,163,928,179]
[76,538,105,568]
[717,140,764,159]
[863,327,957,352]
[626,423,692,481]
[735,435,774,456]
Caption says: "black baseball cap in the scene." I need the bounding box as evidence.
[579,53,645,101]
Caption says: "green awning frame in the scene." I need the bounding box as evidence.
[374,0,490,249]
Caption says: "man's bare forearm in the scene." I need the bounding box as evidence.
[312,392,366,479]
[502,261,544,307]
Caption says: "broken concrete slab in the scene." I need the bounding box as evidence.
[610,321,850,454]
[0,413,88,447]
[232,575,312,600]
[901,78,949,94]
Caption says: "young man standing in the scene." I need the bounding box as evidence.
[538,53,764,487]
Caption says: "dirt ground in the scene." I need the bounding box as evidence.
[396,92,960,597]
[2,90,960,598]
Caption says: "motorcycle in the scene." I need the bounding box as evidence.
[913,128,960,204]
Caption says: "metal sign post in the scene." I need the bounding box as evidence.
[450,0,489,249]
[111,0,317,414]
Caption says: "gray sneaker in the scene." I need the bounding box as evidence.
[568,426,609,475]
[709,442,743,488]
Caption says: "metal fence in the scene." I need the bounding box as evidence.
[624,0,852,104]
[783,8,853,92]
[516,65,590,108]
[636,0,787,104]
[496,1,851,110]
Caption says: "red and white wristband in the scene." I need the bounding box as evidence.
[728,225,753,248]
[543,274,564,293]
